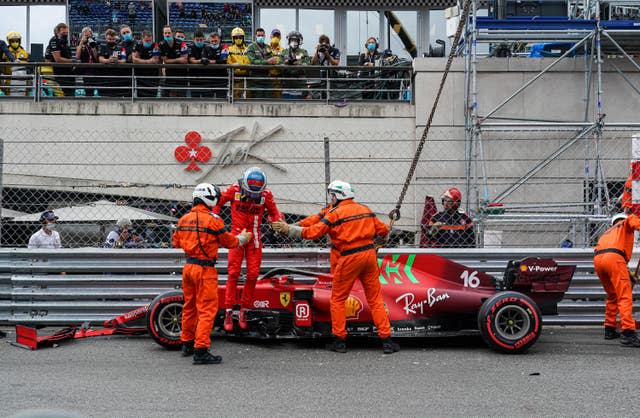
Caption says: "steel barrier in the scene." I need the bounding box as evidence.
[1,247,638,326]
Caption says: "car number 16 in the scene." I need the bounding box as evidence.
[460,270,480,288]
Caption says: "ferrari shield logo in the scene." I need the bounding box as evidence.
[280,292,291,307]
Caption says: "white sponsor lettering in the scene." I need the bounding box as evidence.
[527,265,558,273]
[395,288,451,315]
[253,300,270,308]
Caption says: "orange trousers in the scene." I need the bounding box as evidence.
[330,249,391,340]
[180,264,219,349]
[594,253,636,331]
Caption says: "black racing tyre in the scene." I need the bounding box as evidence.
[146,290,184,350]
[477,291,542,354]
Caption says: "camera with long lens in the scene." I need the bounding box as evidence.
[87,37,97,48]
[318,44,329,53]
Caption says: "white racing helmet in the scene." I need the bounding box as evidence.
[193,183,220,208]
[611,212,628,226]
[327,180,355,201]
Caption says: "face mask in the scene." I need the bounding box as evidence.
[194,41,204,48]
[46,223,57,231]
[164,35,173,42]
[256,36,265,44]
[123,33,133,42]
[10,42,19,49]
[59,33,68,42]
[175,36,185,42]
[143,41,153,48]
[270,38,280,46]
[289,41,298,49]
[234,38,243,46]
[210,42,220,49]
[108,41,116,47]
[367,42,376,51]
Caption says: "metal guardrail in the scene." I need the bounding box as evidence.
[0,62,412,103]
[1,247,638,326]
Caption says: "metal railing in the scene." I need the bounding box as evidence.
[0,62,413,103]
[1,247,637,326]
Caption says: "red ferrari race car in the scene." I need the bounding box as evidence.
[147,253,575,354]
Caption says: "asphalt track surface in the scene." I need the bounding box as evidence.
[1,326,638,418]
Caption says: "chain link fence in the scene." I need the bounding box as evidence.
[0,122,634,249]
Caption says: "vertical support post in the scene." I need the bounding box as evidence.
[324,136,330,205]
[593,3,605,216]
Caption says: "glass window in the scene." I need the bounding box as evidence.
[259,8,295,41]
[346,10,380,59]
[0,6,27,44]
[29,6,66,46]
[299,9,334,47]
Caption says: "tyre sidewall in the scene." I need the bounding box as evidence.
[478,291,542,354]
[146,290,184,350]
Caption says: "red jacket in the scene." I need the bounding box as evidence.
[213,183,283,245]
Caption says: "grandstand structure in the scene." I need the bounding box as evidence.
[68,0,154,39]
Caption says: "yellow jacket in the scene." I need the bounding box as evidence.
[227,44,249,75]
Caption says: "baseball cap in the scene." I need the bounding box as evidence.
[271,28,281,37]
[40,210,59,222]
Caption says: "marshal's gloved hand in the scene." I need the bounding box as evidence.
[237,228,253,246]
[271,221,290,235]
[272,221,302,238]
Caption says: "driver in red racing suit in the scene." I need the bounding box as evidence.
[213,167,283,331]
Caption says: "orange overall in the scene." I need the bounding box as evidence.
[594,214,640,331]
[299,205,338,273]
[172,205,240,349]
[301,199,391,340]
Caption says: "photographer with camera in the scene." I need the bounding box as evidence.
[104,218,144,248]
[311,35,340,67]
[76,27,99,96]
[310,34,340,99]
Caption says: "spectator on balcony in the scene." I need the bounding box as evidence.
[310,34,340,99]
[132,30,159,97]
[188,30,213,98]
[174,29,187,46]
[227,27,250,99]
[247,27,279,99]
[76,26,100,97]
[98,28,128,97]
[204,32,228,99]
[159,25,188,97]
[280,31,309,99]
[45,23,75,96]
[268,28,283,98]
[358,36,380,99]
[118,24,136,95]
[5,31,30,97]
[28,211,61,249]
